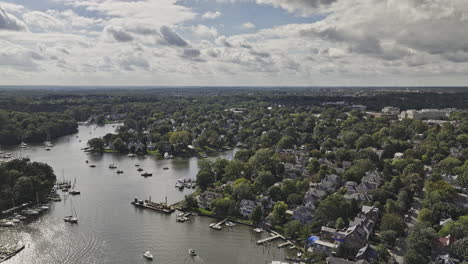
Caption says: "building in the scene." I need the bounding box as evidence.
[400,109,452,120]
[239,199,257,217]
[197,191,223,210]
[381,106,400,117]
[326,257,369,264]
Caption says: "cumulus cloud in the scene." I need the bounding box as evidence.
[202,11,221,19]
[23,11,65,32]
[160,25,188,47]
[0,7,27,31]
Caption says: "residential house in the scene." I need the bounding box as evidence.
[239,199,257,217]
[197,191,223,210]
[326,257,369,264]
[435,254,460,264]
[355,244,378,263]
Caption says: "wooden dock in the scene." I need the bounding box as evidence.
[257,231,286,245]
[277,241,293,248]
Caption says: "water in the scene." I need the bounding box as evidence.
[0,124,288,264]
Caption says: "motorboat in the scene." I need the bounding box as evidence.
[188,249,196,257]
[143,251,153,260]
[163,167,169,170]
[225,221,236,227]
[141,172,152,177]
[127,153,136,157]
[137,168,143,172]
[116,170,124,174]
[63,216,78,223]
[253,228,263,233]
[89,165,96,168]
[70,190,80,195]
[135,164,140,167]
[109,164,117,169]
[45,147,51,151]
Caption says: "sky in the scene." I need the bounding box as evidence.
[0,0,468,86]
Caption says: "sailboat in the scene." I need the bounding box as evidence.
[143,251,153,260]
[64,199,78,223]
[69,178,80,195]
[109,157,117,169]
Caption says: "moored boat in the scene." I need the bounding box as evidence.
[188,249,196,257]
[143,251,153,260]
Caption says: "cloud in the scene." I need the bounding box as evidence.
[160,25,187,47]
[106,26,133,42]
[202,11,221,19]
[256,0,338,15]
[183,48,201,57]
[23,11,65,32]
[191,24,218,38]
[242,22,255,29]
[0,7,27,31]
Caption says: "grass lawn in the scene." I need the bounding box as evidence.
[147,149,161,156]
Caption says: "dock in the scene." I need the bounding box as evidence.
[0,243,25,263]
[277,241,293,248]
[210,218,228,230]
[257,231,286,245]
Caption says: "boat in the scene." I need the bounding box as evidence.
[175,182,184,189]
[225,221,236,227]
[45,147,51,151]
[141,172,152,177]
[188,249,196,257]
[127,153,136,157]
[137,168,143,172]
[64,200,78,223]
[24,209,39,216]
[89,164,96,168]
[109,164,117,169]
[70,178,80,195]
[163,167,169,170]
[85,160,89,163]
[143,251,153,260]
[20,142,27,148]
[253,228,263,233]
[116,170,124,174]
[131,197,175,214]
[135,164,140,167]
[0,220,15,227]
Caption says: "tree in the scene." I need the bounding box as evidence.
[380,213,406,236]
[112,137,126,151]
[87,138,105,151]
[417,208,433,224]
[438,215,468,239]
[183,194,198,209]
[356,134,375,149]
[380,230,397,247]
[212,197,237,217]
[344,159,374,182]
[248,148,280,176]
[169,131,191,146]
[271,201,288,225]
[255,171,276,190]
[376,244,390,262]
[315,194,354,225]
[437,156,462,174]
[404,224,437,264]
[277,136,295,150]
[335,217,346,229]
[284,220,302,239]
[196,170,214,191]
[250,206,263,224]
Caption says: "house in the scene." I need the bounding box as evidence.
[400,108,452,120]
[239,199,257,217]
[197,191,223,210]
[326,257,369,264]
[318,174,341,193]
[357,170,383,192]
[355,244,378,263]
[292,204,315,224]
[382,106,400,116]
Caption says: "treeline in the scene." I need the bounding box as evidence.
[0,110,78,144]
[0,159,56,210]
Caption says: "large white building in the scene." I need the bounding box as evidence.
[400,109,453,120]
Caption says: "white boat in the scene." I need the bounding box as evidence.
[209,223,215,227]
[109,164,117,169]
[20,142,27,148]
[253,228,263,233]
[188,249,196,257]
[127,153,136,157]
[45,147,51,151]
[64,199,78,223]
[225,221,236,227]
[143,251,153,260]
[24,209,39,216]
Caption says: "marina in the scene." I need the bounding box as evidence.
[0,124,289,264]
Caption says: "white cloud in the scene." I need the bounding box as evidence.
[242,22,255,29]
[202,11,221,19]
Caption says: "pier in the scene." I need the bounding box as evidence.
[277,241,293,248]
[256,231,285,245]
[210,218,228,230]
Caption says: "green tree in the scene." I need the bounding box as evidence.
[284,220,302,239]
[250,206,263,224]
[272,201,288,225]
[380,213,406,235]
[196,170,214,191]
[88,138,105,151]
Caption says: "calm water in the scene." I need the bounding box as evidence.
[0,124,288,264]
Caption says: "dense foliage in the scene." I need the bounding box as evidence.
[0,159,56,210]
